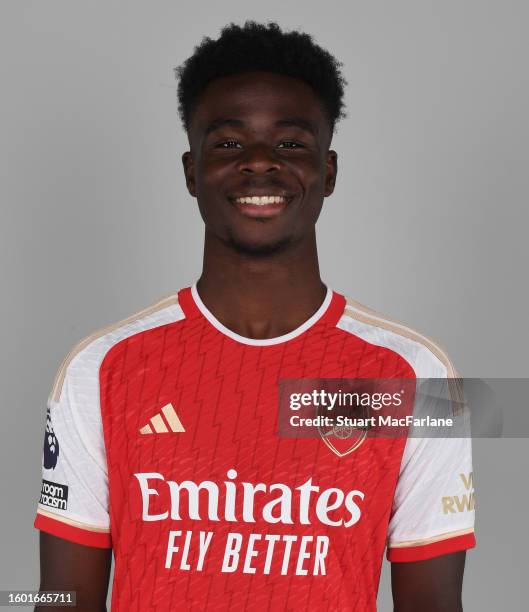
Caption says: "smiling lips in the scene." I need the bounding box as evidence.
[235,195,288,206]
[231,194,291,219]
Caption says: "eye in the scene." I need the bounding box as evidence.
[278,141,304,149]
[216,140,242,149]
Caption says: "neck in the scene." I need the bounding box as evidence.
[196,230,327,340]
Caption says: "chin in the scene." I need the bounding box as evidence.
[225,233,294,256]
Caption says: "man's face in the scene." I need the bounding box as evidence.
[183,71,337,255]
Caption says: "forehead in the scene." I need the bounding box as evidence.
[188,71,330,138]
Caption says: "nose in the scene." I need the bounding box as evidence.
[236,144,282,174]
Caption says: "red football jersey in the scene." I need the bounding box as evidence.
[36,285,475,611]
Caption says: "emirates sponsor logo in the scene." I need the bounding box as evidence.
[134,469,364,528]
[134,470,365,576]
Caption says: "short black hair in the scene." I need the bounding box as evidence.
[175,21,346,133]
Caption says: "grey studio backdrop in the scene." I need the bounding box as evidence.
[1,1,527,610]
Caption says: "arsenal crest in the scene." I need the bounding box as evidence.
[317,396,370,457]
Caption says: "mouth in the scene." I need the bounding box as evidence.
[229,194,293,219]
[234,195,289,206]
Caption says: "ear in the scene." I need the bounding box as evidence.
[182,151,196,197]
[324,150,338,197]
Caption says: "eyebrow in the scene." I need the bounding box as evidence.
[274,118,318,136]
[204,118,245,136]
[203,117,318,137]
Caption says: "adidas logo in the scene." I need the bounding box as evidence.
[139,403,185,434]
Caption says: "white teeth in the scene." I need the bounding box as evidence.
[235,196,287,206]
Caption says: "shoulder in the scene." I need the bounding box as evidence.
[49,292,185,404]
[336,293,460,380]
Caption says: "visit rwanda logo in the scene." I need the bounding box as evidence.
[43,407,59,470]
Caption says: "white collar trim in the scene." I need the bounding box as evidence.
[190,283,333,346]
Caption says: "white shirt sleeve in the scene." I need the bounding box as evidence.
[34,346,111,548]
[34,294,185,548]
[387,377,476,562]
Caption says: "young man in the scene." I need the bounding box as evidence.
[35,22,475,611]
